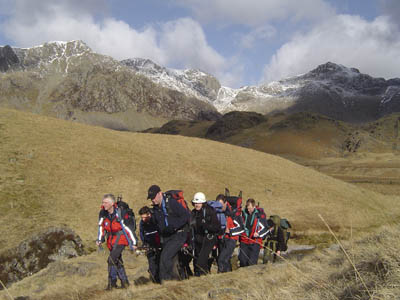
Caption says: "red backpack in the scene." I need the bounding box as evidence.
[224,188,243,216]
[165,190,190,211]
[256,202,267,219]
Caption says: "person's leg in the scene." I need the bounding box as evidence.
[107,244,125,289]
[147,250,160,283]
[159,232,186,282]
[248,243,261,265]
[218,239,236,272]
[238,243,251,267]
[196,235,216,275]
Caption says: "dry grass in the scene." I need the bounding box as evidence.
[1,108,399,250]
[4,224,400,300]
[1,108,400,299]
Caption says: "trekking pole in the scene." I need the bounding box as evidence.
[0,279,14,300]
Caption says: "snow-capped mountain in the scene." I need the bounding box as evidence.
[1,40,399,125]
[0,41,219,131]
[127,59,400,122]
[121,58,221,103]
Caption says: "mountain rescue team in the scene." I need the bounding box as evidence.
[96,186,289,289]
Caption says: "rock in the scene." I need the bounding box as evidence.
[0,226,86,289]
[0,45,20,72]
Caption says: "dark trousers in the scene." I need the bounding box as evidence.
[108,244,128,283]
[194,234,217,276]
[159,231,187,282]
[146,249,161,283]
[217,238,236,273]
[238,243,260,267]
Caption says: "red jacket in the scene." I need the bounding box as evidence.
[224,214,244,241]
[240,209,269,247]
[98,205,137,250]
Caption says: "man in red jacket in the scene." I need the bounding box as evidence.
[97,194,137,290]
[239,198,269,267]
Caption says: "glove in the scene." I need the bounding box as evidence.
[162,226,175,235]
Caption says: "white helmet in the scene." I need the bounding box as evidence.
[192,192,206,203]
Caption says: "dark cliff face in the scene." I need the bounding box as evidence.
[0,45,20,72]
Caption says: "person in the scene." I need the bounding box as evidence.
[190,192,221,276]
[139,206,161,283]
[97,194,137,290]
[147,185,190,283]
[215,194,244,273]
[263,215,287,264]
[238,198,269,267]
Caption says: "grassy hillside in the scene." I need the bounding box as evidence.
[1,108,400,300]
[1,108,399,252]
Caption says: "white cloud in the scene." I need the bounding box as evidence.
[174,0,335,27]
[239,25,277,49]
[262,14,400,82]
[159,18,226,75]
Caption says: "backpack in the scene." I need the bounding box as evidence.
[116,195,136,233]
[256,203,267,219]
[224,188,243,216]
[207,200,227,234]
[268,215,291,250]
[165,190,190,212]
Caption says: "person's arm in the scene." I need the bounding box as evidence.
[228,215,244,236]
[256,217,270,239]
[96,215,105,245]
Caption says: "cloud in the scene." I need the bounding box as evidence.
[173,0,335,27]
[380,0,400,28]
[159,18,226,75]
[0,0,236,84]
[262,14,400,82]
[238,25,277,49]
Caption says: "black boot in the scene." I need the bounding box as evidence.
[119,280,130,289]
[105,279,117,291]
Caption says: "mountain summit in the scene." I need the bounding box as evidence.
[130,59,400,122]
[0,41,219,131]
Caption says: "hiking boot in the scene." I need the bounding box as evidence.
[105,279,117,291]
[119,280,130,289]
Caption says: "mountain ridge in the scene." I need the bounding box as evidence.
[0,41,220,131]
[1,40,400,126]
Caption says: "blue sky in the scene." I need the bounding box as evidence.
[0,0,399,87]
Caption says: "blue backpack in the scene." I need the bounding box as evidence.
[207,201,227,233]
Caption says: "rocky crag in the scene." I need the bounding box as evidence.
[0,226,85,289]
[0,41,219,131]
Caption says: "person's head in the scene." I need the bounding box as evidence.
[192,192,206,211]
[139,206,152,223]
[102,193,115,212]
[216,194,227,211]
[246,198,256,214]
[147,185,162,206]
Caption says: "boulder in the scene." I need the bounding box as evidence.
[0,226,86,289]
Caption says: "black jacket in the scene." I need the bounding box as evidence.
[191,204,221,237]
[152,194,190,236]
